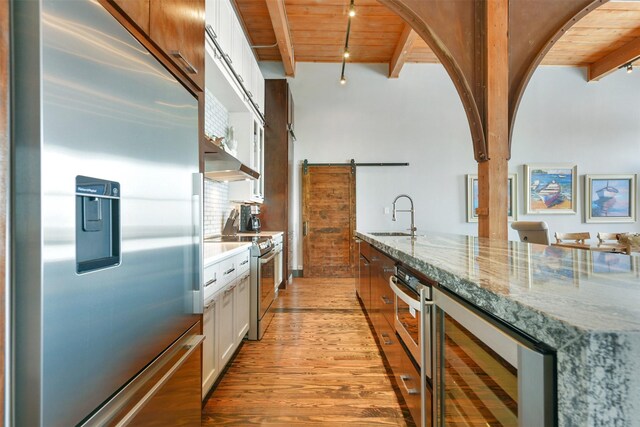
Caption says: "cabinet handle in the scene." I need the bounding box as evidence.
[380,332,393,346]
[400,374,419,395]
[381,295,393,305]
[204,276,217,288]
[224,53,232,64]
[248,91,253,98]
[240,260,249,266]
[303,222,308,237]
[224,267,235,275]
[383,267,395,273]
[238,75,244,83]
[204,300,216,310]
[169,51,198,74]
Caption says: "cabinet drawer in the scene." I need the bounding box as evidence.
[204,262,220,290]
[219,256,237,286]
[236,250,251,276]
[393,347,425,427]
[377,323,402,374]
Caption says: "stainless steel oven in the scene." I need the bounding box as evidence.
[390,266,432,377]
[390,265,433,427]
[249,239,277,340]
[432,287,556,426]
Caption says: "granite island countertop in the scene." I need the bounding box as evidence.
[356,231,640,427]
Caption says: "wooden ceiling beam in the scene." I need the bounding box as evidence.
[388,23,418,78]
[588,35,640,81]
[265,0,296,76]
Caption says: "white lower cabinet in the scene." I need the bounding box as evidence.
[202,297,218,399]
[217,285,235,368]
[234,273,250,342]
[202,249,252,399]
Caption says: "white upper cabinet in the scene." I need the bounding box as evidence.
[206,0,265,117]
[254,61,265,113]
[215,0,233,59]
[228,113,264,203]
[242,42,254,96]
[230,18,244,79]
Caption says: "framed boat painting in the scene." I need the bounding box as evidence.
[466,174,517,222]
[524,164,577,214]
[584,174,636,223]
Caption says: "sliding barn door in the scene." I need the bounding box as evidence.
[302,165,356,278]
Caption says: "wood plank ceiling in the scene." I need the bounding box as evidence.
[234,0,640,78]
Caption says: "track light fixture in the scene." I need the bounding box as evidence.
[340,1,355,85]
[626,63,633,74]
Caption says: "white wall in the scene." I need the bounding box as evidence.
[512,66,640,237]
[260,62,640,270]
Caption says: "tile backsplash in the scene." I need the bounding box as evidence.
[204,89,235,238]
[204,178,236,238]
[204,88,228,139]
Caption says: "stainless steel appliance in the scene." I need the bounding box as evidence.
[390,266,433,427]
[249,237,276,340]
[12,1,203,425]
[239,205,261,232]
[273,233,284,290]
[203,139,260,182]
[390,266,432,378]
[431,287,556,426]
[251,215,262,232]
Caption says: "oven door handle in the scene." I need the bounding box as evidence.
[259,250,277,264]
[390,276,432,312]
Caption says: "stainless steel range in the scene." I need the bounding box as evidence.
[208,235,277,340]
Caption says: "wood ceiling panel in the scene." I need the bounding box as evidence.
[406,37,438,63]
[543,2,640,67]
[235,0,640,75]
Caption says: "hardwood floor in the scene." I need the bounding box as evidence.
[202,278,411,426]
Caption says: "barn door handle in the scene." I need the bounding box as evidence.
[303,222,308,236]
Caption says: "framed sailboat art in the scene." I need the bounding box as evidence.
[524,164,577,214]
[584,174,637,223]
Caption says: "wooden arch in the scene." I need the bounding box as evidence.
[377,0,606,239]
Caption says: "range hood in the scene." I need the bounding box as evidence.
[203,141,260,182]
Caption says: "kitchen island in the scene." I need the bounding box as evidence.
[356,231,640,427]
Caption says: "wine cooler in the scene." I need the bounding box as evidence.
[431,287,556,426]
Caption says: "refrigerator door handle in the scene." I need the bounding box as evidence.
[193,173,204,313]
[114,334,205,427]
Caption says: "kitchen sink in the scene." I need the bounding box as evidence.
[369,232,412,237]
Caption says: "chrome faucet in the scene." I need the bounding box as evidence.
[392,194,417,238]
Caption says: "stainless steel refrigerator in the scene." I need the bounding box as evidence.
[12,1,203,425]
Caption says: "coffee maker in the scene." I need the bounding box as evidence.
[239,205,261,232]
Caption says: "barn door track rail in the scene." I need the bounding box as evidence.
[302,159,409,175]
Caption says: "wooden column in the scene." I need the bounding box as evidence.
[378,0,601,240]
[478,0,509,240]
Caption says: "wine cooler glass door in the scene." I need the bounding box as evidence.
[432,288,555,427]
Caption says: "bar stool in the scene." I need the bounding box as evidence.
[554,232,591,245]
[511,221,550,245]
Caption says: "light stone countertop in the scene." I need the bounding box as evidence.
[203,241,251,266]
[356,231,640,427]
